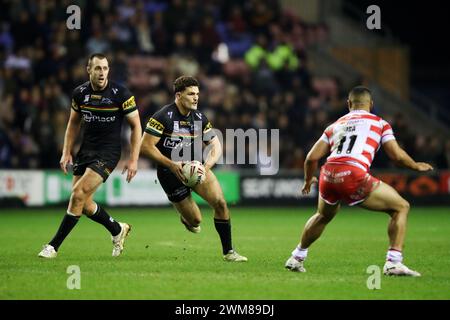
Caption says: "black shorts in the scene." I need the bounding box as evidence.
[73,150,120,182]
[157,167,191,203]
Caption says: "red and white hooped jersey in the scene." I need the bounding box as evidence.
[320,110,396,171]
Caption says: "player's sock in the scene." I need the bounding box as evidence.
[214,218,233,255]
[88,204,121,236]
[386,248,403,263]
[48,212,80,251]
[292,245,308,261]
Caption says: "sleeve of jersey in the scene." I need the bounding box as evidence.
[202,116,216,142]
[120,88,138,115]
[380,120,396,144]
[71,90,80,113]
[145,114,165,137]
[319,127,332,145]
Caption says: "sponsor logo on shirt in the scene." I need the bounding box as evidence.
[81,110,116,123]
[163,137,182,148]
[147,118,164,133]
[122,96,136,110]
[101,97,113,104]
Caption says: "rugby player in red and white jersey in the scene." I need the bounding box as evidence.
[285,86,433,276]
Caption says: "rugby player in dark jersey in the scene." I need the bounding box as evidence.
[38,54,142,258]
[140,76,247,262]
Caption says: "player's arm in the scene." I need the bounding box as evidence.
[302,139,330,195]
[201,117,220,171]
[60,109,82,174]
[203,136,221,171]
[140,132,186,183]
[382,140,433,171]
[122,110,142,183]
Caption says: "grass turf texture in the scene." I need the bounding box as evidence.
[0,207,449,300]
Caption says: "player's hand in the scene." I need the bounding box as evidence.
[415,162,434,172]
[301,177,318,195]
[59,153,73,175]
[122,159,138,183]
[169,161,187,183]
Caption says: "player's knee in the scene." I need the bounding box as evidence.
[212,198,227,213]
[72,186,88,203]
[392,199,410,217]
[399,200,410,212]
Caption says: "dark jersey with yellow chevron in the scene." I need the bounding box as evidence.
[71,81,137,154]
[145,103,216,164]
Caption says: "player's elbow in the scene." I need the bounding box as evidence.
[305,153,320,163]
[140,142,154,157]
[304,157,318,170]
[213,143,223,158]
[305,144,328,163]
[384,142,405,163]
[207,139,222,157]
[68,118,81,130]
[387,150,404,164]
[130,120,142,132]
[131,124,142,135]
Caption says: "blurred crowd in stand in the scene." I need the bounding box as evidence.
[1,0,448,171]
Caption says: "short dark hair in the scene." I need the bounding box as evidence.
[173,76,199,93]
[349,86,372,99]
[87,53,108,67]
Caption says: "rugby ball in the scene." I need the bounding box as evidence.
[182,160,206,187]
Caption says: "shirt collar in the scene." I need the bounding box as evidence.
[349,109,370,114]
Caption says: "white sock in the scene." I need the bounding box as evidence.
[292,245,308,261]
[386,248,403,263]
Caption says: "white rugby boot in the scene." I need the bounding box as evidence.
[112,222,131,257]
[383,261,421,277]
[285,256,306,272]
[223,250,248,262]
[38,244,57,259]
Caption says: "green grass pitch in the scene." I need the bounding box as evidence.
[0,207,449,300]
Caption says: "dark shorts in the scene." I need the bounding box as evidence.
[73,150,120,182]
[157,167,191,203]
[319,162,381,206]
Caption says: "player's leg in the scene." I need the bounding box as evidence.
[157,167,201,232]
[68,168,103,214]
[82,193,97,216]
[39,169,102,258]
[172,195,203,233]
[359,182,420,276]
[359,182,409,250]
[82,190,124,239]
[82,192,130,257]
[194,170,229,220]
[194,170,247,262]
[300,197,341,248]
[84,158,131,256]
[285,198,340,272]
